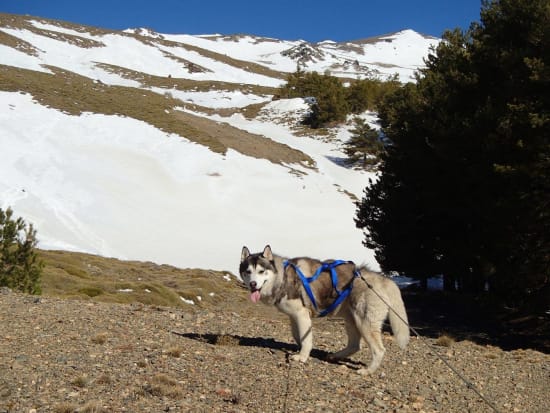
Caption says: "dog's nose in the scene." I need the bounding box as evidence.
[250,281,257,290]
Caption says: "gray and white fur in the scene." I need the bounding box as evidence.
[239,245,409,374]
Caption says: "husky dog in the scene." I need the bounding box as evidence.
[239,245,409,374]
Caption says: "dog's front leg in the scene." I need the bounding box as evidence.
[290,317,300,346]
[288,307,312,363]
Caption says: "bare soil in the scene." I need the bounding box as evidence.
[1,286,548,413]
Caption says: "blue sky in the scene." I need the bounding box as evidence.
[1,0,483,42]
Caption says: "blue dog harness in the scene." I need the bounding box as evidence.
[283,260,361,317]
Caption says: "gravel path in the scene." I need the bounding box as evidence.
[1,289,548,412]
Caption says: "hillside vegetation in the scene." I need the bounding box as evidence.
[38,249,246,310]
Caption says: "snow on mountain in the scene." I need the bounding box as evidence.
[1,20,282,87]
[162,29,438,82]
[0,14,439,272]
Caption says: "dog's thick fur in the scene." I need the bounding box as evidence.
[239,245,409,374]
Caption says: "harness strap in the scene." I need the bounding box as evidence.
[283,260,360,317]
[319,283,352,317]
[291,262,319,310]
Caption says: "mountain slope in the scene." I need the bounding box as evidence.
[0,13,439,271]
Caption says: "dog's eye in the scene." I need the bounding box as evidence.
[245,270,251,275]
[259,269,265,274]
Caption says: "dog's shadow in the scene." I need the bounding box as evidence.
[171,331,366,368]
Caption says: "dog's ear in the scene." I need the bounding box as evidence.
[241,246,250,262]
[262,245,273,261]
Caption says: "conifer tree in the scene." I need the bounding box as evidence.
[0,207,42,294]
[343,117,384,168]
[279,70,401,128]
[355,0,549,308]
[346,77,400,113]
[302,72,349,128]
[278,70,349,127]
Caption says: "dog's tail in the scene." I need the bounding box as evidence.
[386,281,410,349]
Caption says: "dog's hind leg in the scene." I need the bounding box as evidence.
[355,317,386,375]
[326,314,361,361]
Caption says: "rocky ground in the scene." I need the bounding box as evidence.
[1,287,549,413]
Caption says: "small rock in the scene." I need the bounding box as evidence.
[434,375,447,384]
[372,397,387,408]
[336,364,349,373]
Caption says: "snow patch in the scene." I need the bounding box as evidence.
[180,297,195,305]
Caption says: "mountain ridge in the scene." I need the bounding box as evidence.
[0,13,440,83]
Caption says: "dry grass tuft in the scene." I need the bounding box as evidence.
[216,387,241,404]
[91,332,108,345]
[54,401,108,413]
[94,374,112,385]
[79,401,108,413]
[435,334,455,347]
[141,373,183,398]
[71,375,89,388]
[165,345,183,357]
[214,334,240,346]
[53,403,78,413]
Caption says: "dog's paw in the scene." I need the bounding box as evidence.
[289,353,309,363]
[356,367,377,376]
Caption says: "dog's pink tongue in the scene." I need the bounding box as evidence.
[250,290,261,303]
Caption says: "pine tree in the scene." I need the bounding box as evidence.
[343,117,384,168]
[278,70,401,129]
[0,207,42,294]
[346,77,401,114]
[302,72,349,128]
[356,0,549,308]
[468,0,550,306]
[277,70,349,128]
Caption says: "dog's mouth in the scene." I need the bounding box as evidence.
[249,282,264,304]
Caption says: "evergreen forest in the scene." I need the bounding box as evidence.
[355,0,549,314]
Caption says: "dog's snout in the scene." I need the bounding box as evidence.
[250,281,257,290]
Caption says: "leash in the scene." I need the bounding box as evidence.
[358,273,502,413]
[281,353,292,413]
[283,260,360,317]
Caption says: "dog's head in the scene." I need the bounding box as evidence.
[240,245,276,303]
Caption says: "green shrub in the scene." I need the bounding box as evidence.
[79,287,103,297]
[0,207,43,294]
[278,70,401,129]
[278,70,349,128]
